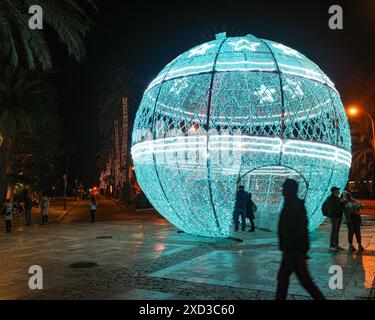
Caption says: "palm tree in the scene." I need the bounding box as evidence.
[97,65,142,201]
[0,0,96,70]
[0,65,50,199]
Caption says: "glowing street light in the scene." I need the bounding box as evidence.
[347,104,375,153]
[347,105,360,116]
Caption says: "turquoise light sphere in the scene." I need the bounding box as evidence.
[131,33,351,237]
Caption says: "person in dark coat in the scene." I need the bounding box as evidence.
[276,179,325,300]
[325,187,345,251]
[233,185,248,231]
[344,193,364,252]
[24,195,33,226]
[246,192,256,232]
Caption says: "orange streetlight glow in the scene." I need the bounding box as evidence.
[347,106,359,116]
[346,104,375,153]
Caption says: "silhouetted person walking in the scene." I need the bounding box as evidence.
[89,196,97,222]
[233,185,248,231]
[246,192,257,232]
[276,179,325,300]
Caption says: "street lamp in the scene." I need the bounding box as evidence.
[346,105,375,152]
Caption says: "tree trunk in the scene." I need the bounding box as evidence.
[0,139,11,202]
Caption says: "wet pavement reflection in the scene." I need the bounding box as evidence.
[0,196,374,300]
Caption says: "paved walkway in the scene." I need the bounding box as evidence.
[10,197,78,226]
[0,196,374,300]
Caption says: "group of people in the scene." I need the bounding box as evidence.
[233,180,365,300]
[2,194,97,232]
[324,186,364,252]
[2,195,50,233]
[232,185,257,232]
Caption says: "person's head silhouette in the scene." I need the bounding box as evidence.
[282,179,298,198]
[238,185,245,191]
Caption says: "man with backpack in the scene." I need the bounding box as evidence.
[322,187,345,252]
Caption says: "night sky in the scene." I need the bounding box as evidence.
[50,0,375,188]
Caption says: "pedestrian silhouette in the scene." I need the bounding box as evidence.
[24,193,33,226]
[2,199,13,233]
[344,192,364,252]
[276,178,325,300]
[89,196,97,222]
[322,187,345,252]
[40,195,49,225]
[246,192,257,232]
[233,185,248,232]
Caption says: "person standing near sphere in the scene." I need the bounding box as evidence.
[344,193,364,252]
[233,185,248,232]
[246,192,257,232]
[89,196,97,223]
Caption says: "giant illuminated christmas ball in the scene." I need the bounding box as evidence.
[131,33,351,237]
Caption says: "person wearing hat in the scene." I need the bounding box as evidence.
[233,185,249,232]
[325,186,346,252]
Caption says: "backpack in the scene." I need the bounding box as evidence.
[322,198,331,217]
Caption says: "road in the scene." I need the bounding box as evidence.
[61,197,132,223]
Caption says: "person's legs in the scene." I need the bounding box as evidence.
[27,210,32,225]
[240,209,246,231]
[6,220,11,233]
[294,258,326,300]
[335,218,343,247]
[24,210,30,225]
[233,210,240,231]
[354,221,362,247]
[276,255,293,300]
[90,210,96,222]
[330,218,336,247]
[347,221,354,246]
[250,219,255,231]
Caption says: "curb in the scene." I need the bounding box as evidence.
[51,200,81,222]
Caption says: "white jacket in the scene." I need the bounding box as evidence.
[3,203,13,220]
